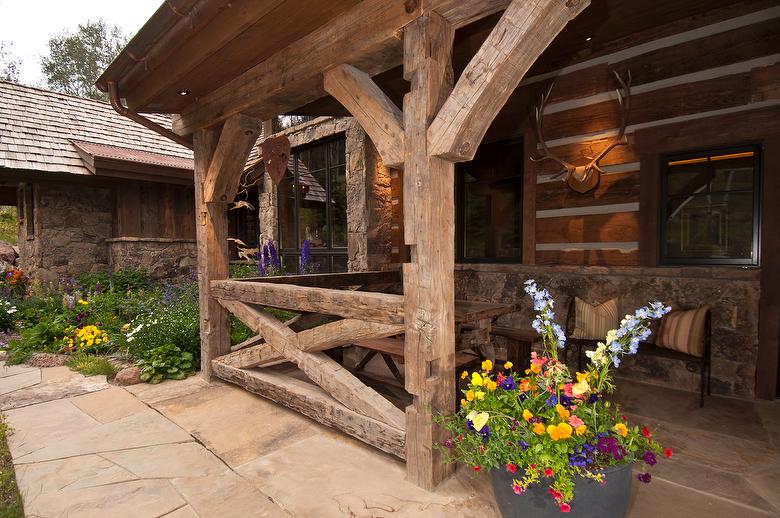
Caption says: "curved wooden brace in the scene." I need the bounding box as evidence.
[203,113,262,203]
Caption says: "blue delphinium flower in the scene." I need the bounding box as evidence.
[299,239,313,274]
[524,279,566,349]
[268,240,281,270]
[257,250,266,276]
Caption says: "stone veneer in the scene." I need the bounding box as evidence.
[257,117,393,271]
[107,238,198,279]
[455,264,761,398]
[19,183,112,283]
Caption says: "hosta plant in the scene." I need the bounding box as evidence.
[437,280,673,513]
[137,343,195,384]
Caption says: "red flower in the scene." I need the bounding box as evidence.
[458,434,463,442]
[560,503,571,513]
[664,448,673,459]
[544,468,554,477]
[548,488,563,501]
[473,465,481,472]
[641,426,652,438]
[506,463,517,474]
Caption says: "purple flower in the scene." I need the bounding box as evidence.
[257,251,266,276]
[518,440,530,451]
[637,473,652,484]
[643,451,657,466]
[510,419,520,431]
[477,424,491,440]
[268,240,281,270]
[545,395,558,407]
[587,393,599,405]
[441,438,454,448]
[299,239,315,274]
[517,392,528,403]
[500,376,516,391]
[597,435,626,461]
[262,243,271,272]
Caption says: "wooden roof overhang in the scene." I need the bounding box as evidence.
[98,0,595,489]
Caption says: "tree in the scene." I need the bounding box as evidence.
[41,19,127,100]
[0,41,21,82]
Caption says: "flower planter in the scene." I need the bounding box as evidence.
[491,463,632,518]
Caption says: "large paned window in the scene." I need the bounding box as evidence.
[660,145,761,265]
[455,139,523,262]
[278,137,348,273]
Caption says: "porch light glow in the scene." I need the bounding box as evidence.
[177,90,190,96]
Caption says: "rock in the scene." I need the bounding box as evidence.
[26,353,70,368]
[114,366,142,386]
[0,241,16,265]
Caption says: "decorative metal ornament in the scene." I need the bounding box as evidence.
[262,135,292,186]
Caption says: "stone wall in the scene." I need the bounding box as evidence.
[107,238,198,279]
[19,182,112,283]
[455,264,761,398]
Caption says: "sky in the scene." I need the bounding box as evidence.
[0,0,162,86]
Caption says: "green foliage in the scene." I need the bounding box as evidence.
[40,19,127,100]
[230,315,254,346]
[0,301,17,332]
[76,268,153,294]
[137,343,195,384]
[123,301,200,360]
[0,207,16,244]
[67,353,116,377]
[229,262,258,279]
[0,415,24,517]
[0,42,21,84]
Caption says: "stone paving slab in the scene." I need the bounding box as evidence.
[0,365,108,411]
[0,368,41,396]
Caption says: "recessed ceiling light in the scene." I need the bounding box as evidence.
[585,36,592,42]
[178,90,191,96]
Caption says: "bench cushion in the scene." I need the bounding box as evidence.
[657,306,709,358]
[571,297,618,341]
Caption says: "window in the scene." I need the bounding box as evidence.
[455,139,523,262]
[278,137,348,273]
[660,145,760,265]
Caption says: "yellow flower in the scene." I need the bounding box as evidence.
[121,323,130,332]
[522,409,533,421]
[555,404,570,420]
[472,412,489,431]
[533,422,546,435]
[474,391,486,401]
[576,372,589,383]
[466,390,475,402]
[461,371,469,380]
[460,398,467,407]
[485,379,497,391]
[547,422,573,441]
[614,423,628,437]
[572,379,590,397]
[530,364,541,374]
[77,299,89,306]
[504,361,513,370]
[471,372,483,387]
[575,425,587,436]
[482,359,493,372]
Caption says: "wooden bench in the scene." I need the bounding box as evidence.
[460,324,536,367]
[353,337,480,384]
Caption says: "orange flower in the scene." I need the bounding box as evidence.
[533,422,546,435]
[546,423,573,441]
[613,423,628,437]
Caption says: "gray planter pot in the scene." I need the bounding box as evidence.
[491,463,632,518]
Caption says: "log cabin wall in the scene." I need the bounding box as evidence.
[428,0,779,398]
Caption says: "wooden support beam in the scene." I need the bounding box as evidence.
[172,0,516,135]
[427,0,589,162]
[297,319,404,351]
[401,12,456,490]
[219,300,406,429]
[212,361,405,459]
[324,64,405,168]
[203,113,262,203]
[211,279,404,324]
[217,343,284,369]
[194,128,230,381]
[235,270,401,288]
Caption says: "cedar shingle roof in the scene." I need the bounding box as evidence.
[0,81,193,176]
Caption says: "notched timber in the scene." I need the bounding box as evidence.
[212,279,404,324]
[211,361,406,459]
[427,0,589,162]
[324,64,405,168]
[203,113,262,203]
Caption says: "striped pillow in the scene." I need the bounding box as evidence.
[572,297,619,341]
[657,306,710,357]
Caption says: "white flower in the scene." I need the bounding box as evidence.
[605,329,618,345]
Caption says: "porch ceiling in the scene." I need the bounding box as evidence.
[97,0,745,127]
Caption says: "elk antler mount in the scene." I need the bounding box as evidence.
[532,70,632,194]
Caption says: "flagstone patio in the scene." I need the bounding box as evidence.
[0,361,778,517]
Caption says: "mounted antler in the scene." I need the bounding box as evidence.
[532,70,632,194]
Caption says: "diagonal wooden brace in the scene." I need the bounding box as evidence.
[203,113,262,203]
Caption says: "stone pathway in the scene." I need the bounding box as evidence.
[1,361,778,517]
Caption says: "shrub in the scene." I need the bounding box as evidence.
[230,315,254,345]
[68,353,117,377]
[76,268,152,293]
[123,301,200,360]
[229,262,257,279]
[0,300,17,332]
[137,343,195,384]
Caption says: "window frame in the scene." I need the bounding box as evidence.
[658,144,762,266]
[455,138,524,264]
[277,135,348,273]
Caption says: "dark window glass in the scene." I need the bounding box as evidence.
[456,140,523,262]
[661,146,760,265]
[277,136,348,273]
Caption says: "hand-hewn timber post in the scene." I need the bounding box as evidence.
[194,128,230,381]
[402,12,456,490]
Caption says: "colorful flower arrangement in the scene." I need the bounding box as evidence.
[437,280,673,512]
[61,324,110,352]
